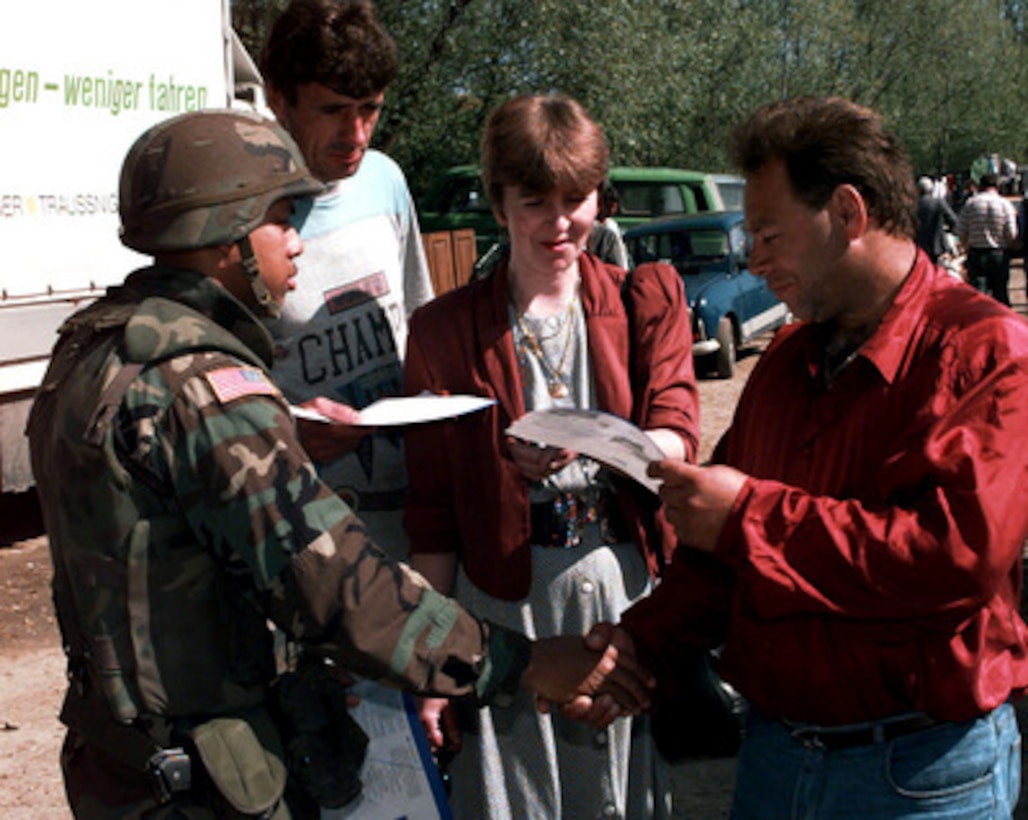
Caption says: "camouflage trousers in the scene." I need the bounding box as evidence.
[61,730,299,819]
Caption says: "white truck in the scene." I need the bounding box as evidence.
[0,0,263,492]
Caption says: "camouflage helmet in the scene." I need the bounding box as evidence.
[119,109,322,254]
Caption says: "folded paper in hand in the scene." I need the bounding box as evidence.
[291,393,495,427]
[506,408,665,494]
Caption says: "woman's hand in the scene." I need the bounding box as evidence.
[417,696,461,756]
[507,437,577,483]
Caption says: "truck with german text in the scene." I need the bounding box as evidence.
[0,0,262,492]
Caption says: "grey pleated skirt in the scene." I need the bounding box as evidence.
[446,528,671,820]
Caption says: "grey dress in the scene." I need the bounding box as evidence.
[444,299,671,820]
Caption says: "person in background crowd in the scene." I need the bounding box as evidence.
[957,171,1019,305]
[259,0,433,559]
[27,109,650,819]
[404,92,699,819]
[1014,189,1027,262]
[588,179,630,268]
[586,96,1028,819]
[914,175,959,264]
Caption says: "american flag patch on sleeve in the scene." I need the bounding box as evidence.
[204,366,280,405]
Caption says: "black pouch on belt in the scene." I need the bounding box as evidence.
[269,657,369,810]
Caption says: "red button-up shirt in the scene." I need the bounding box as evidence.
[621,251,1028,724]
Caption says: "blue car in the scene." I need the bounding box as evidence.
[624,211,789,378]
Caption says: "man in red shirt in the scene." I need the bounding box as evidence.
[598,97,1028,817]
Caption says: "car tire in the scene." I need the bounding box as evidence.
[714,317,736,379]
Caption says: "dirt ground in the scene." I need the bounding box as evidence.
[0,494,66,818]
[1,260,1024,817]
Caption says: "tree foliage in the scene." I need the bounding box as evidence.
[232,0,1028,201]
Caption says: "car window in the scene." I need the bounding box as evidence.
[626,228,730,269]
[728,224,750,260]
[711,175,746,211]
[625,232,671,264]
[617,182,688,218]
[677,229,729,261]
[717,181,745,211]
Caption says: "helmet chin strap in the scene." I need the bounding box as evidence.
[236,235,281,319]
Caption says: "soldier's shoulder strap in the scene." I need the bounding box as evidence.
[80,296,270,446]
[123,296,265,369]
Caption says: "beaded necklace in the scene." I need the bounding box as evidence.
[513,299,577,399]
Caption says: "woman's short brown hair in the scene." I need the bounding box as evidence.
[480,93,609,214]
[729,96,916,239]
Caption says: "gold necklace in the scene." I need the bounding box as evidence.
[514,300,576,398]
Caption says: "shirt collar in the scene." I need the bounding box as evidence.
[802,247,935,386]
[859,248,936,384]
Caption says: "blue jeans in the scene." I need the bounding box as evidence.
[730,704,1021,819]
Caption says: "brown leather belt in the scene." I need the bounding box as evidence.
[785,713,940,750]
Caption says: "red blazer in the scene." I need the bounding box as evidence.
[403,253,699,600]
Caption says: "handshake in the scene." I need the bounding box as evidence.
[419,623,648,753]
[523,622,651,725]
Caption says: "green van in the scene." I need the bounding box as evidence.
[418,164,729,257]
[606,166,725,230]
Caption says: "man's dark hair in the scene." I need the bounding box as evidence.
[979,172,999,189]
[260,0,398,104]
[729,96,917,239]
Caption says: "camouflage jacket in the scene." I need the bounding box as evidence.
[28,267,528,727]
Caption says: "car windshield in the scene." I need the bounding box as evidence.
[617,182,688,217]
[628,228,730,269]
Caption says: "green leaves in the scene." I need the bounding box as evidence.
[232,0,1028,195]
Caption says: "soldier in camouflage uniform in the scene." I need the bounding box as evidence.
[27,110,648,819]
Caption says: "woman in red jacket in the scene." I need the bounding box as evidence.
[404,93,699,819]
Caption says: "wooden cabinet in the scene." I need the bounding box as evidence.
[422,228,477,296]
